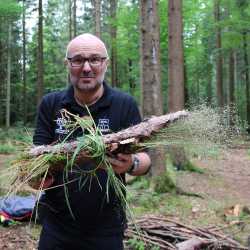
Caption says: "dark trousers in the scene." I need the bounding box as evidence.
[38,227,124,250]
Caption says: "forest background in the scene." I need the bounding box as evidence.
[1,0,250,129]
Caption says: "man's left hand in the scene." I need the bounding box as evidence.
[108,153,133,174]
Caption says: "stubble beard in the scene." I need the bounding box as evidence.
[71,75,104,93]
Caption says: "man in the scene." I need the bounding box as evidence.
[33,33,151,250]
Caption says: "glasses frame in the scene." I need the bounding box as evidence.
[67,56,107,68]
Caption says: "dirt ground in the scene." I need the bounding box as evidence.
[178,148,250,204]
[0,148,249,249]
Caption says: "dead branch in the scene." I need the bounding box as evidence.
[125,215,248,250]
[29,110,188,157]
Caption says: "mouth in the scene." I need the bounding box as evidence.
[80,74,95,79]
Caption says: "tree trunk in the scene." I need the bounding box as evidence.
[228,50,235,126]
[68,0,72,40]
[6,23,11,128]
[168,0,185,112]
[140,0,164,176]
[37,0,44,106]
[92,0,101,37]
[110,0,117,87]
[128,59,135,90]
[73,0,76,37]
[214,0,224,108]
[167,0,188,174]
[22,0,27,124]
[206,66,212,106]
[243,31,250,126]
[140,0,163,116]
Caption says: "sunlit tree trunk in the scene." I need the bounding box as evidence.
[167,0,189,174]
[73,0,76,37]
[110,0,117,87]
[128,59,134,90]
[37,0,44,106]
[6,23,11,128]
[168,0,184,112]
[69,0,72,40]
[228,50,235,125]
[243,31,250,126]
[140,0,164,176]
[214,0,223,108]
[22,0,27,124]
[92,0,101,37]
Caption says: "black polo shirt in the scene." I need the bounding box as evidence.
[33,82,141,238]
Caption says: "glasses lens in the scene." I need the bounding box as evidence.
[89,57,102,65]
[71,57,83,67]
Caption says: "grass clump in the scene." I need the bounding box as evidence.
[153,172,176,194]
[0,142,17,154]
[141,105,243,158]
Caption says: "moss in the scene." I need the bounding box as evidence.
[153,172,177,194]
[181,160,204,173]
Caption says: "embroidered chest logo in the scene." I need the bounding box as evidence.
[97,118,110,133]
[55,117,69,135]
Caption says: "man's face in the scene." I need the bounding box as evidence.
[66,36,108,92]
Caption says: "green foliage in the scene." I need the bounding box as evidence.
[0,143,16,154]
[127,237,160,250]
[153,172,176,194]
[0,0,22,17]
[127,237,145,250]
[0,128,33,144]
[175,159,204,174]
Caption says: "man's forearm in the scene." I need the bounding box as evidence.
[129,152,151,176]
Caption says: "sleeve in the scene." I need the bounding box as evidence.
[121,96,142,129]
[33,96,55,146]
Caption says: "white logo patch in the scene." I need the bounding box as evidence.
[97,118,110,133]
[55,117,69,135]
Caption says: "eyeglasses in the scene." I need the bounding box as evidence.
[67,56,107,67]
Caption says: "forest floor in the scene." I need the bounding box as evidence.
[0,147,250,249]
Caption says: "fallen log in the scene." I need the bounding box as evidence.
[176,238,208,250]
[29,110,189,157]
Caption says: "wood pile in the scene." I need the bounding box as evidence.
[124,215,248,250]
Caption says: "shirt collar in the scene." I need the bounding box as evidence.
[61,81,113,111]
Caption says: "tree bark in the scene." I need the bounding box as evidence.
[110,0,118,87]
[128,59,135,90]
[6,23,11,128]
[68,0,72,40]
[140,0,164,176]
[92,0,101,37]
[243,31,250,126]
[168,0,185,112]
[22,0,27,124]
[29,110,188,157]
[214,0,224,108]
[228,50,235,125]
[73,0,76,37]
[37,0,44,106]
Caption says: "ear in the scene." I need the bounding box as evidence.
[105,58,110,67]
[64,58,69,66]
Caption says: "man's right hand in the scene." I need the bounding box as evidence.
[28,173,54,190]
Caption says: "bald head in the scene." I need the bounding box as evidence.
[66,33,108,58]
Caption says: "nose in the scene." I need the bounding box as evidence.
[82,60,91,72]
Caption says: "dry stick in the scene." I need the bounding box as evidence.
[29,110,189,157]
[146,216,213,239]
[128,216,248,249]
[127,228,176,249]
[206,229,245,247]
